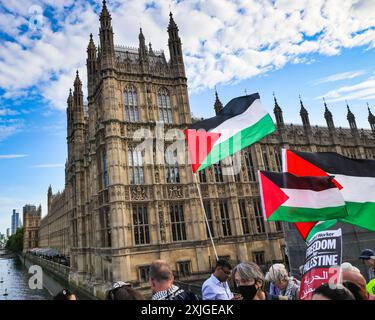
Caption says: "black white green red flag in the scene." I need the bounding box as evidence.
[258,171,347,223]
[184,93,275,172]
[283,149,375,238]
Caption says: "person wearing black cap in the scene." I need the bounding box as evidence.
[359,249,375,281]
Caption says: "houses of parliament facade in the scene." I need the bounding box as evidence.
[24,1,375,298]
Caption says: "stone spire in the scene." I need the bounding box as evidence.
[368,103,375,133]
[87,33,97,98]
[168,11,185,76]
[148,42,154,55]
[47,185,53,213]
[299,95,310,129]
[214,88,223,115]
[346,101,357,132]
[74,71,82,95]
[273,92,284,128]
[138,28,148,63]
[323,98,335,131]
[73,71,84,123]
[99,0,114,59]
[87,33,96,58]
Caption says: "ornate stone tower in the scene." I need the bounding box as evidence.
[273,93,284,129]
[214,89,223,115]
[324,98,335,132]
[346,102,358,135]
[23,204,41,252]
[299,96,311,132]
[368,103,375,135]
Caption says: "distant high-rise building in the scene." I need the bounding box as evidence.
[11,209,21,235]
[6,228,10,238]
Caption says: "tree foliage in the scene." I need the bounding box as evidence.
[6,227,23,252]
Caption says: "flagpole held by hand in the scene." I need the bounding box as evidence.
[193,172,219,261]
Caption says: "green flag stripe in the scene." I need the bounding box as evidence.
[197,114,275,171]
[340,201,375,232]
[268,205,347,223]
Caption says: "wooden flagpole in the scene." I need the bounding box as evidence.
[193,172,219,261]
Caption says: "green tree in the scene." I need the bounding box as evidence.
[6,227,23,253]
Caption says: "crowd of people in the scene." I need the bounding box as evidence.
[53,248,375,301]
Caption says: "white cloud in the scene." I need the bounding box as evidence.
[0,118,24,141]
[0,108,20,116]
[316,76,375,103]
[314,70,366,85]
[0,154,29,159]
[0,0,375,109]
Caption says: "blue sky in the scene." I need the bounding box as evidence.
[1,0,375,234]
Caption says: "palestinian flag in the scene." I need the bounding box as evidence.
[258,171,347,223]
[184,93,275,172]
[283,149,375,233]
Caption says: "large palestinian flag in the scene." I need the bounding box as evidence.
[258,171,347,222]
[283,149,375,233]
[185,93,275,172]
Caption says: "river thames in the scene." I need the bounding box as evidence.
[0,250,51,300]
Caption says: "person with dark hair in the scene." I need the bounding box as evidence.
[343,281,368,300]
[53,289,77,300]
[149,260,198,300]
[312,283,355,300]
[359,249,375,281]
[106,281,144,300]
[202,259,234,300]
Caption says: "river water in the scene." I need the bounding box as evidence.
[0,250,51,300]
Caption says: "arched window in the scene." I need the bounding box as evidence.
[128,146,144,185]
[124,86,139,122]
[157,88,172,124]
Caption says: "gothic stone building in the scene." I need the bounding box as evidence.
[23,204,41,252]
[37,1,375,297]
[38,2,285,298]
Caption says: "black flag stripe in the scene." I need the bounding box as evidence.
[189,93,260,131]
[261,171,338,191]
[293,150,375,178]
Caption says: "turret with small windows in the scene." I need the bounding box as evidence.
[273,93,284,129]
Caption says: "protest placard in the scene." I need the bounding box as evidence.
[299,229,342,300]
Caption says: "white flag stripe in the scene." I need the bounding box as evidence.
[282,188,345,209]
[209,99,268,146]
[332,174,375,203]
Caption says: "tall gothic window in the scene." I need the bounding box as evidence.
[262,147,270,171]
[214,162,224,183]
[239,199,251,235]
[128,146,144,184]
[157,88,173,124]
[132,205,150,245]
[244,150,256,181]
[253,199,265,234]
[124,87,139,122]
[102,150,109,189]
[219,201,232,237]
[199,169,207,183]
[203,201,214,238]
[170,204,187,241]
[166,163,180,183]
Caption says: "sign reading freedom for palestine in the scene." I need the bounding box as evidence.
[299,229,342,300]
